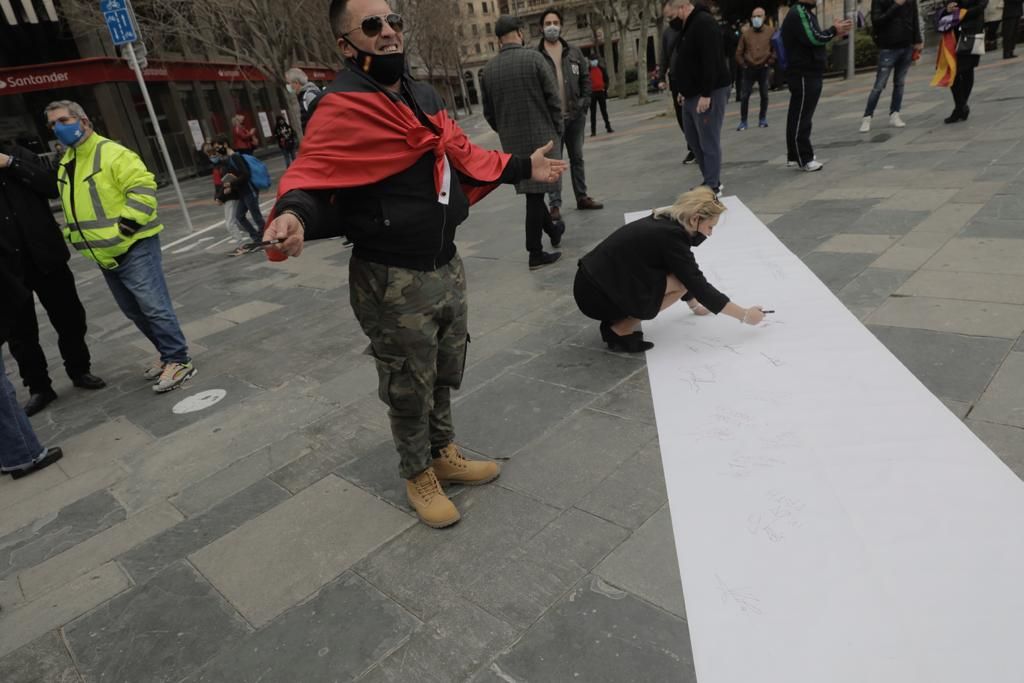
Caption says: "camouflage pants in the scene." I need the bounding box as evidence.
[349,255,469,480]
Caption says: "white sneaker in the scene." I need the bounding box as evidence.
[786,161,799,168]
[143,361,164,381]
[152,361,197,393]
[890,112,906,128]
[802,160,824,172]
[859,116,872,133]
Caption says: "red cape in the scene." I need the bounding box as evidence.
[276,86,512,206]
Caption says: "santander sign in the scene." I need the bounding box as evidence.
[0,71,71,92]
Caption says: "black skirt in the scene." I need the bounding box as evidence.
[574,265,628,322]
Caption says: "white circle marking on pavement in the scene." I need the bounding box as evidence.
[172,389,227,414]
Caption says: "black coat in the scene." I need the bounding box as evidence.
[579,214,730,320]
[1005,0,1023,19]
[871,0,923,48]
[958,0,989,34]
[0,144,67,277]
[670,6,733,97]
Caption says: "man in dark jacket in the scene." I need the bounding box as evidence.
[538,9,603,224]
[667,0,732,194]
[859,0,923,132]
[0,143,105,416]
[1,265,63,479]
[659,0,697,164]
[1003,0,1022,58]
[483,15,564,269]
[781,0,851,171]
[285,68,324,132]
[265,0,567,529]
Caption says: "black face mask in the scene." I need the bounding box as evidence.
[349,46,405,86]
[669,17,684,30]
[690,232,707,247]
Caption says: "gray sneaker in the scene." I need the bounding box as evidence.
[152,361,197,393]
[143,361,164,381]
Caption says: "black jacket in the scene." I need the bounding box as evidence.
[274,69,531,272]
[0,144,67,277]
[955,0,989,34]
[670,6,732,98]
[579,214,730,321]
[871,0,923,48]
[537,38,592,120]
[781,3,838,76]
[1005,0,1023,19]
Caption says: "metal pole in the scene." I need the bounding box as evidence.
[125,42,193,232]
[847,2,856,80]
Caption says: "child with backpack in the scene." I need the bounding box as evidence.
[211,134,269,254]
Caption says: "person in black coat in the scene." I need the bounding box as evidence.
[0,265,64,479]
[0,143,104,416]
[941,0,989,122]
[573,187,766,353]
[1002,0,1021,58]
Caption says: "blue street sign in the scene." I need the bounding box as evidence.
[101,0,139,46]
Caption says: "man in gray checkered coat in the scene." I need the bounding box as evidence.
[482,15,565,271]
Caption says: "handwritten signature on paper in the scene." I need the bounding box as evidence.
[724,453,788,479]
[716,574,763,615]
[747,491,806,543]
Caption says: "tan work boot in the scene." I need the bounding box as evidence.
[433,443,501,485]
[406,468,461,529]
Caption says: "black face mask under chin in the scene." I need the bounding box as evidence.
[690,232,708,247]
[349,47,405,86]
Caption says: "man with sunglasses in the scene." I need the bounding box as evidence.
[265,0,568,529]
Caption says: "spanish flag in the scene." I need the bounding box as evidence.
[932,10,967,88]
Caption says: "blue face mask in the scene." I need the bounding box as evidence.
[752,17,764,28]
[209,156,222,165]
[54,120,85,147]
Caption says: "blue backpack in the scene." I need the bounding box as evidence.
[241,154,271,191]
[771,29,788,73]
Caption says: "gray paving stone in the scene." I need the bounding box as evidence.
[0,490,125,581]
[594,505,686,618]
[973,193,1024,221]
[354,486,561,619]
[868,325,1012,403]
[481,576,696,683]
[0,467,122,541]
[359,597,518,683]
[968,420,1024,480]
[512,345,644,394]
[0,631,80,683]
[800,252,877,292]
[867,296,1024,338]
[961,216,1024,239]
[897,270,1024,306]
[117,478,290,585]
[187,572,420,683]
[501,408,656,509]
[850,209,929,234]
[970,352,1024,428]
[452,372,596,459]
[189,475,413,626]
[838,267,914,310]
[335,439,468,511]
[99,373,260,438]
[458,348,537,397]
[461,508,630,629]
[576,438,668,529]
[586,367,655,424]
[270,423,387,494]
[63,562,251,682]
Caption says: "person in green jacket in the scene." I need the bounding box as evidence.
[45,100,196,393]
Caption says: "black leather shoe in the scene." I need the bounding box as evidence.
[10,448,64,480]
[528,251,561,270]
[24,389,58,417]
[72,373,107,390]
[549,221,566,248]
[599,322,655,353]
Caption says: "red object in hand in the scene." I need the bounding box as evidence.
[265,247,288,262]
[912,47,922,62]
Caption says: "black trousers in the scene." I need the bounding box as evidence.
[525,193,556,254]
[786,73,823,166]
[7,261,91,394]
[590,91,611,134]
[1004,17,1020,57]
[670,91,693,158]
[741,66,771,122]
[951,53,980,113]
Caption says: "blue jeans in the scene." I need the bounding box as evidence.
[282,147,296,168]
[0,350,45,473]
[234,188,266,241]
[864,47,914,117]
[548,113,588,208]
[101,236,190,365]
[682,86,729,189]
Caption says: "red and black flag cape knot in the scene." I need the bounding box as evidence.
[276,66,512,206]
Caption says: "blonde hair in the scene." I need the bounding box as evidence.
[653,186,726,226]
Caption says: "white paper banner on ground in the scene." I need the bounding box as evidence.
[640,198,1024,683]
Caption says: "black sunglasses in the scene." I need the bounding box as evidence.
[343,13,404,40]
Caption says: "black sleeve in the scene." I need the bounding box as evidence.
[230,155,251,184]
[460,156,532,187]
[699,22,724,96]
[912,0,923,43]
[9,146,59,199]
[665,239,731,313]
[273,189,345,241]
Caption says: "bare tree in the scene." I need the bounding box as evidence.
[401,0,471,117]
[60,0,341,140]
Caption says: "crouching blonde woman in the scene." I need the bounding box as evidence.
[573,186,765,353]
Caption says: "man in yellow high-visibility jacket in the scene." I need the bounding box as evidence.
[45,100,196,393]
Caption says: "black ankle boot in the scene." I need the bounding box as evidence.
[599,322,654,353]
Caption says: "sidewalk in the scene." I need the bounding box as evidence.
[1,56,1022,682]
